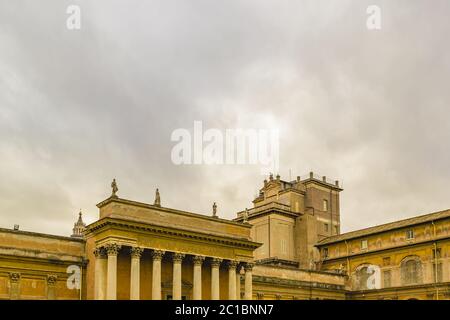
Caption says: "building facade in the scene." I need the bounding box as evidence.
[0,172,449,300]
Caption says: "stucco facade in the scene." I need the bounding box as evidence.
[0,172,449,300]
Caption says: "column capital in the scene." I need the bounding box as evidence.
[211,258,223,267]
[151,249,165,261]
[130,247,144,259]
[193,255,205,265]
[94,247,107,258]
[172,252,185,263]
[105,243,121,256]
[244,262,254,272]
[227,260,239,270]
[9,272,20,283]
[47,275,57,286]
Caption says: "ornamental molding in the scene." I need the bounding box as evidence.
[86,218,260,250]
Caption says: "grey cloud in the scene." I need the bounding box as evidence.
[0,0,449,235]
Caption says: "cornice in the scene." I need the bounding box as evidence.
[86,217,261,250]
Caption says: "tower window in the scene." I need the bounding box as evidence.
[324,223,329,232]
[433,248,442,259]
[323,199,328,211]
[406,229,414,240]
[361,240,368,250]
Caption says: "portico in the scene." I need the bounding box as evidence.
[85,196,260,300]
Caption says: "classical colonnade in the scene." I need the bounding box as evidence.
[93,243,254,300]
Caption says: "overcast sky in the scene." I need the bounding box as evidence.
[0,0,449,237]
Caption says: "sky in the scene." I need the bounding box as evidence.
[0,0,449,236]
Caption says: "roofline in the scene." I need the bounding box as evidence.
[97,196,251,228]
[0,227,85,243]
[317,208,450,246]
[301,178,343,191]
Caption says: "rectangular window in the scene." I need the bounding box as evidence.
[433,263,443,282]
[361,240,368,250]
[406,229,414,240]
[323,199,328,211]
[433,248,442,259]
[334,225,339,234]
[383,270,392,288]
[324,223,329,232]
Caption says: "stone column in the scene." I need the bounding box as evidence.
[105,243,121,300]
[130,247,143,300]
[228,260,238,300]
[94,247,107,300]
[151,250,165,300]
[193,255,205,300]
[172,253,185,300]
[244,263,254,300]
[236,265,241,300]
[210,258,222,300]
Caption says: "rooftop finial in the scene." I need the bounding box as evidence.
[269,173,273,181]
[111,178,118,197]
[154,188,161,207]
[212,202,218,218]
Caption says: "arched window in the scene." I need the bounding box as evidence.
[354,264,377,290]
[401,256,423,285]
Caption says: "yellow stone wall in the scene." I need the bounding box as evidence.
[0,228,85,300]
[318,218,450,299]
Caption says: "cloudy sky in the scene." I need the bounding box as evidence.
[0,0,449,236]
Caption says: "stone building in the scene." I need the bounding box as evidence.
[0,172,449,300]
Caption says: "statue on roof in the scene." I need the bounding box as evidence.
[111,178,118,197]
[243,208,249,223]
[154,188,161,207]
[212,202,217,218]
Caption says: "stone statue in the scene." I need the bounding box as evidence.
[111,178,118,197]
[154,188,161,207]
[243,208,249,223]
[212,202,217,217]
